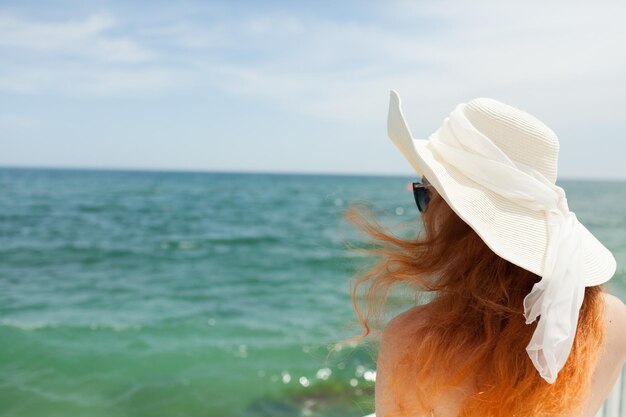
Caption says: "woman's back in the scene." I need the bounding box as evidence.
[375,292,626,417]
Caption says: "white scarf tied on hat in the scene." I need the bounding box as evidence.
[390,99,585,384]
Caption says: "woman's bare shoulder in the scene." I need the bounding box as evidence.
[376,305,431,417]
[601,291,626,317]
[381,304,431,344]
[578,292,626,417]
[600,291,626,361]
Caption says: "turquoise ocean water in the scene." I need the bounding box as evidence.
[1,168,625,417]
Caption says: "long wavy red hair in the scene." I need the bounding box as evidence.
[340,182,606,417]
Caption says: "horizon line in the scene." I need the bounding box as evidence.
[0,164,624,182]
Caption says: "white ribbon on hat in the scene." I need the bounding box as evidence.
[388,91,585,384]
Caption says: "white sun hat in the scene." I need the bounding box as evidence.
[387,90,616,384]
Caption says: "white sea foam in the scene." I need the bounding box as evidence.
[0,319,59,330]
[0,319,142,332]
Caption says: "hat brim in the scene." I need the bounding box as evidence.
[388,92,616,286]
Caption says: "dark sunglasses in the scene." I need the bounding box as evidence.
[412,177,431,213]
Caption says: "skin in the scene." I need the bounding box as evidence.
[376,292,626,417]
[376,178,626,417]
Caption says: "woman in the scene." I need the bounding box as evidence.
[343,91,626,417]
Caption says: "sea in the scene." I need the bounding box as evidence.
[1,167,625,417]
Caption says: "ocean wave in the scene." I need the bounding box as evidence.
[0,319,142,332]
[207,235,282,245]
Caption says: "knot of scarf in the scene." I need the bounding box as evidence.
[396,100,585,384]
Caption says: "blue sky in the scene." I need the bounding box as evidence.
[1,0,625,178]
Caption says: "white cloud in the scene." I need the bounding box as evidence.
[0,65,192,96]
[0,11,155,64]
[140,22,231,49]
[203,1,626,125]
[0,1,625,127]
[0,11,166,95]
[0,12,115,48]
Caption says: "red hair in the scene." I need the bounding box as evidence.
[340,185,606,416]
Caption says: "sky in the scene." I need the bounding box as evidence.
[1,0,625,178]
